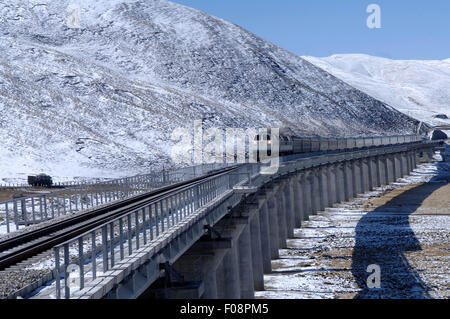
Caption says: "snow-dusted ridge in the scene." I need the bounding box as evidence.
[303,54,450,128]
[0,0,421,183]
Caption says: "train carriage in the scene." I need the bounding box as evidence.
[253,130,425,162]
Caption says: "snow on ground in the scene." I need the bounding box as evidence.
[303,54,450,129]
[0,1,422,183]
[256,146,450,299]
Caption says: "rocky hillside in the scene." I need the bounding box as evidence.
[0,0,421,182]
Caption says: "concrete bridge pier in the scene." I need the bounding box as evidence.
[343,161,354,201]
[305,172,314,216]
[369,157,378,189]
[394,153,402,180]
[292,175,304,228]
[172,238,232,299]
[302,172,312,221]
[238,224,254,299]
[275,182,288,249]
[381,156,389,186]
[358,159,367,194]
[217,245,240,299]
[318,166,329,210]
[256,200,272,274]
[335,163,345,204]
[406,151,413,174]
[213,212,257,299]
[400,152,409,176]
[283,178,296,238]
[266,191,280,259]
[360,159,370,193]
[386,156,395,183]
[412,150,418,169]
[353,160,362,196]
[366,158,375,191]
[327,164,337,206]
[249,209,265,290]
[311,169,321,215]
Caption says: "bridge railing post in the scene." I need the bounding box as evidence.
[91,232,97,281]
[63,244,70,299]
[78,237,85,291]
[102,225,109,273]
[54,246,61,299]
[5,202,10,233]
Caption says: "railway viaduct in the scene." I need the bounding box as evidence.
[28,140,443,299]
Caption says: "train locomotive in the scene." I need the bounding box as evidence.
[28,174,53,188]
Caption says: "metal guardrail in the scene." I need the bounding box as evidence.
[0,164,231,235]
[0,180,106,190]
[53,164,256,299]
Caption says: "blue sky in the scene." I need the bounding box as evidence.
[172,0,450,60]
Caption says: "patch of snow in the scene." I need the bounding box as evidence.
[0,1,421,182]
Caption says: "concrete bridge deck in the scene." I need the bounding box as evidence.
[27,140,445,299]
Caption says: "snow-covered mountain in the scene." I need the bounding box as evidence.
[0,0,421,183]
[303,54,450,127]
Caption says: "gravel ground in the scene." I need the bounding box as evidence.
[256,147,450,299]
[0,270,50,299]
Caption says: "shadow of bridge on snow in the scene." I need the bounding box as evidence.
[351,143,449,299]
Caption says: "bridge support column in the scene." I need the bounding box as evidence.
[173,238,232,299]
[257,201,272,274]
[359,159,367,194]
[343,161,353,201]
[366,158,374,191]
[412,150,418,169]
[266,195,280,259]
[249,210,265,290]
[363,159,371,192]
[401,152,409,176]
[276,183,288,249]
[373,157,382,188]
[412,150,418,170]
[394,153,402,180]
[380,156,389,186]
[353,160,362,195]
[283,179,295,238]
[387,156,395,184]
[327,165,336,206]
[311,169,321,215]
[292,175,303,228]
[203,271,218,299]
[217,245,240,299]
[335,164,345,203]
[318,166,328,211]
[406,152,412,174]
[238,224,254,299]
[302,172,312,220]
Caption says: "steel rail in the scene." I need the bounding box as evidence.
[0,166,239,271]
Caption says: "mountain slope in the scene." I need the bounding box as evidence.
[0,0,421,183]
[303,54,450,127]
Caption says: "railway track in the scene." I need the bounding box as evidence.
[0,166,239,273]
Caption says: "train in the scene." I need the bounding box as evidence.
[254,129,425,161]
[28,174,53,188]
